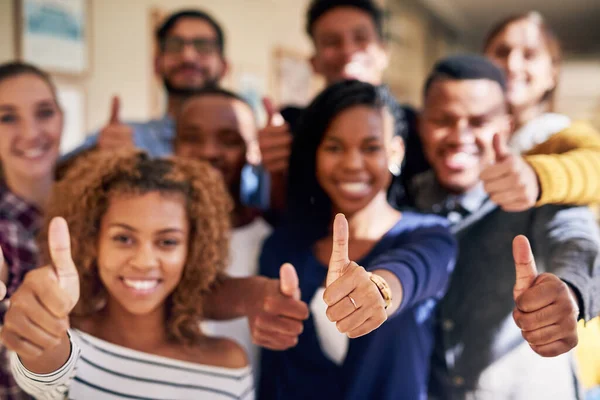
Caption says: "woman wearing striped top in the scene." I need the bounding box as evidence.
[2,151,254,399]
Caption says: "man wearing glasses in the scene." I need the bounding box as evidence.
[66,10,228,158]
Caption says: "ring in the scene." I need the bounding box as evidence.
[348,295,358,310]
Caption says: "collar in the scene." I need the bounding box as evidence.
[509,113,571,154]
[411,170,489,218]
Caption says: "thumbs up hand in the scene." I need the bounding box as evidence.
[323,214,388,338]
[257,97,292,174]
[480,134,540,212]
[1,218,79,363]
[98,96,134,150]
[511,235,579,357]
[247,263,308,350]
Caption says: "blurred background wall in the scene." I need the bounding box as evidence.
[0,0,598,147]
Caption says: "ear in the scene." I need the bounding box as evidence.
[219,58,230,80]
[310,54,321,75]
[154,55,162,77]
[388,135,405,172]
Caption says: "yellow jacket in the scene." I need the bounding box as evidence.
[524,121,600,388]
[525,121,600,205]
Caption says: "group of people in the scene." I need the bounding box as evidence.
[0,0,599,399]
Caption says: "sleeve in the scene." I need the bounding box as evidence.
[10,331,80,400]
[532,205,600,321]
[367,220,457,316]
[258,231,285,280]
[525,122,600,206]
[0,224,30,300]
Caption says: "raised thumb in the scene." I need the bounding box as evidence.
[48,217,80,306]
[493,133,510,163]
[279,263,300,300]
[512,235,538,301]
[262,97,284,127]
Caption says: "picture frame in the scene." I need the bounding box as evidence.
[14,0,92,77]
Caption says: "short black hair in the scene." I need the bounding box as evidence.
[182,86,251,107]
[156,9,225,55]
[287,80,397,243]
[306,0,385,39]
[423,54,507,98]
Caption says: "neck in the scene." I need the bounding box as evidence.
[166,95,186,118]
[231,200,257,229]
[511,102,548,131]
[97,297,168,350]
[338,192,398,240]
[4,170,53,209]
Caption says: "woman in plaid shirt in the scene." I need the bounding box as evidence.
[0,62,63,400]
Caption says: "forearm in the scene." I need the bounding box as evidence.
[19,332,71,374]
[203,275,270,320]
[11,332,78,400]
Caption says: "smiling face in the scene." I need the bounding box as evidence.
[419,79,511,193]
[316,105,401,216]
[97,191,190,316]
[485,18,557,113]
[310,6,389,85]
[0,73,62,183]
[175,95,257,195]
[156,17,228,92]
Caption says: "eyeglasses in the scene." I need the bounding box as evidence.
[161,37,220,55]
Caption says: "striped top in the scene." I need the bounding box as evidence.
[11,330,255,400]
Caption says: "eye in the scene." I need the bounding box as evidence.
[112,234,133,245]
[364,144,383,153]
[158,238,181,248]
[36,108,56,120]
[322,144,343,153]
[0,113,17,124]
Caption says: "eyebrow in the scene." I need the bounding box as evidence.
[0,105,15,112]
[323,135,381,142]
[109,223,184,234]
[0,100,56,111]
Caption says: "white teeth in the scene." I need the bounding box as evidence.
[21,147,45,159]
[446,152,477,168]
[123,279,159,291]
[339,182,369,194]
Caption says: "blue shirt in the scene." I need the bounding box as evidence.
[63,116,269,208]
[258,212,457,400]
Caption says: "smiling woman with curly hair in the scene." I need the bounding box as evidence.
[3,150,255,399]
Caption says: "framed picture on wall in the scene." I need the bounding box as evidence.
[14,0,91,76]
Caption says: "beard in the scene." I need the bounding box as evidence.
[162,65,221,96]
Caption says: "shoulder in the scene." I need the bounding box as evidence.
[398,211,451,232]
[195,337,249,369]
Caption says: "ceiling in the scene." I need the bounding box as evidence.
[418,0,600,55]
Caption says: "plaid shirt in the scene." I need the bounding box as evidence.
[0,185,41,400]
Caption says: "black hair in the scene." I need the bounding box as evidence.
[423,54,507,98]
[175,86,254,130]
[156,9,225,55]
[287,79,397,243]
[306,0,385,40]
[0,62,58,100]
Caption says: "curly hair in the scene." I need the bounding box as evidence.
[38,150,232,345]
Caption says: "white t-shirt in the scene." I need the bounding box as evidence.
[202,217,272,378]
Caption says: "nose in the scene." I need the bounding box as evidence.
[340,37,360,62]
[197,139,222,163]
[446,119,476,145]
[506,50,525,75]
[181,43,198,62]
[340,148,364,171]
[19,116,39,141]
[130,242,160,270]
